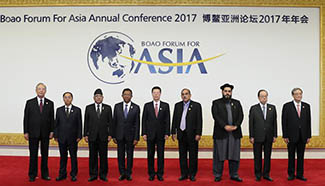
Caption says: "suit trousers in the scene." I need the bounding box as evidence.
[28,137,49,178]
[178,131,198,177]
[58,140,78,177]
[117,138,134,176]
[253,140,273,177]
[88,137,108,178]
[147,136,165,177]
[287,129,306,177]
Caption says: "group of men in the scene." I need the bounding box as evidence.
[23,83,311,182]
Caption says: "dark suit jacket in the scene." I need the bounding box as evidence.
[84,103,113,142]
[54,105,82,143]
[211,98,243,139]
[282,101,311,143]
[249,103,277,143]
[112,102,140,141]
[171,100,202,140]
[23,97,54,138]
[142,101,170,140]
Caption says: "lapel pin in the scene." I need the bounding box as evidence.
[71,110,73,113]
[102,106,105,110]
[131,106,133,109]
[303,106,305,109]
[46,102,48,105]
[160,108,162,110]
[189,108,191,111]
[231,103,234,106]
[269,108,272,111]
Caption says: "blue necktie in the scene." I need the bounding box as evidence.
[180,103,188,131]
[124,104,128,118]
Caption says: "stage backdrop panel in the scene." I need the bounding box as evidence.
[0,5,321,148]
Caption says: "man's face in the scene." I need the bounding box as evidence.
[36,84,46,98]
[152,89,161,101]
[63,93,73,106]
[181,89,191,102]
[93,94,103,104]
[292,90,303,102]
[122,90,132,103]
[222,87,232,99]
[258,91,268,105]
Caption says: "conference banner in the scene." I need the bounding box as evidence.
[0,5,321,148]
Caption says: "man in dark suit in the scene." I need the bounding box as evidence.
[84,88,113,182]
[211,83,243,182]
[171,88,202,182]
[23,83,54,182]
[282,88,311,181]
[112,88,140,181]
[54,92,82,182]
[249,89,277,181]
[142,86,170,181]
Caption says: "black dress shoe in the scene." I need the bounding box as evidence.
[56,176,67,181]
[230,177,243,182]
[71,176,77,182]
[42,176,51,181]
[256,176,261,181]
[88,176,97,182]
[119,175,126,181]
[190,176,196,181]
[288,175,295,180]
[263,176,273,181]
[157,176,164,181]
[179,175,188,181]
[126,175,132,181]
[214,177,221,182]
[29,177,35,182]
[100,177,108,182]
[149,175,155,181]
[296,176,307,181]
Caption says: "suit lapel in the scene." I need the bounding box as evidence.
[291,101,300,119]
[33,97,40,114]
[256,104,265,120]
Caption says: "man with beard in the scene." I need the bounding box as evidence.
[211,83,244,182]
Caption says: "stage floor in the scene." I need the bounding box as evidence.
[0,156,324,185]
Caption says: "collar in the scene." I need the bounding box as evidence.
[65,104,72,110]
[293,100,302,106]
[259,103,267,108]
[183,100,190,106]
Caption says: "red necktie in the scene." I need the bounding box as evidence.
[155,103,158,117]
[40,99,43,113]
[297,104,301,118]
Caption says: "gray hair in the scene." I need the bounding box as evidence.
[35,83,47,90]
[291,87,303,95]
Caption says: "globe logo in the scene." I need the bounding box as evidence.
[87,31,136,84]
